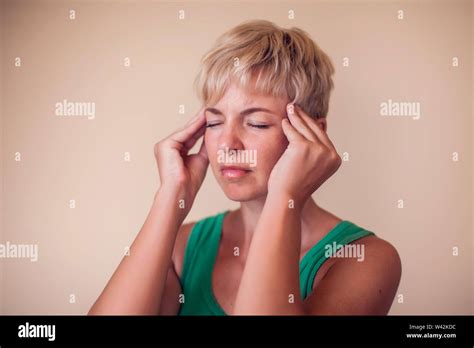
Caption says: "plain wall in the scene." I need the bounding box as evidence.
[471,0,473,316]
[0,0,472,314]
[0,0,4,315]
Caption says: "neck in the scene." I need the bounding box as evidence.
[229,195,322,250]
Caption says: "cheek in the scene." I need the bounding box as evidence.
[254,131,288,170]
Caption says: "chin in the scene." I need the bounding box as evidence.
[220,184,267,202]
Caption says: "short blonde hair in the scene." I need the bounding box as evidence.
[194,19,335,119]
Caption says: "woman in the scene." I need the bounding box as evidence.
[89,19,401,316]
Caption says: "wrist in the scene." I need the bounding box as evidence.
[154,184,191,222]
[155,183,183,201]
[265,189,305,215]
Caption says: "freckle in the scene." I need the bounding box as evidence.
[378,289,382,294]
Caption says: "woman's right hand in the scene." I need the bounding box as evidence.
[153,107,209,211]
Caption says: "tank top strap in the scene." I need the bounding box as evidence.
[299,220,376,300]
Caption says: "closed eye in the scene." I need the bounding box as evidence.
[206,122,221,128]
[206,122,270,129]
[248,123,270,129]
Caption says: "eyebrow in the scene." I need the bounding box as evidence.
[204,107,275,117]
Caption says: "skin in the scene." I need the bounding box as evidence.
[88,79,402,316]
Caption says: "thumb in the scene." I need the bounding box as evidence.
[187,140,209,180]
[197,139,208,162]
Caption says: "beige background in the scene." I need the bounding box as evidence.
[0,0,472,314]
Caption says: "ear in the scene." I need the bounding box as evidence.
[315,117,327,132]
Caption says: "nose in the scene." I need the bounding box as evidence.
[218,122,245,152]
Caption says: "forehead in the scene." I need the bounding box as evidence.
[213,81,288,110]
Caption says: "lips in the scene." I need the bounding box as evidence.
[220,165,252,179]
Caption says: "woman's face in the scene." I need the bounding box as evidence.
[204,81,290,202]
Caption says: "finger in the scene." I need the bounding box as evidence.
[294,105,336,149]
[286,104,318,142]
[170,108,206,144]
[183,123,206,152]
[186,107,205,125]
[281,118,305,142]
[186,139,209,178]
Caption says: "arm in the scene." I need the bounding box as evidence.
[234,103,341,315]
[88,108,208,315]
[233,191,306,315]
[234,103,401,315]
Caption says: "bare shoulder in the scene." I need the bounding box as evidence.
[339,235,401,310]
[344,235,402,289]
[305,234,402,315]
[354,235,402,274]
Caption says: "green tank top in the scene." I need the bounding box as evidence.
[177,210,375,315]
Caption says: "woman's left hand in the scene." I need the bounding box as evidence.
[267,104,342,207]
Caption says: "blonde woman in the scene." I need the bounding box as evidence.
[89,20,401,316]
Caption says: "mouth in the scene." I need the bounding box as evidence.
[220,165,252,179]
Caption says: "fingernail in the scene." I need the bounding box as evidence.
[287,104,294,115]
